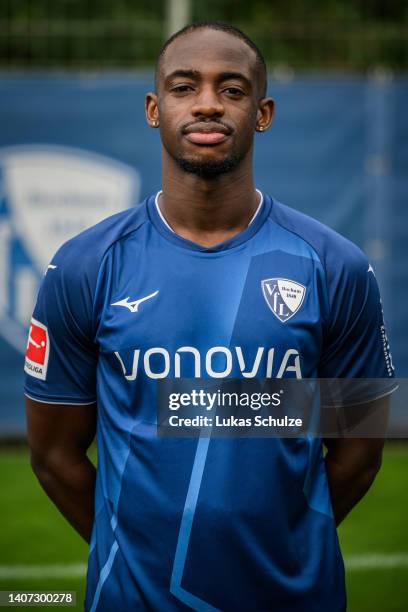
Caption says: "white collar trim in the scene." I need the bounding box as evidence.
[154,189,264,234]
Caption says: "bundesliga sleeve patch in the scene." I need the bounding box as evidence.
[25,318,50,380]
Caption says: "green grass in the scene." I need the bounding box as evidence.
[0,448,88,609]
[338,444,408,611]
[0,443,407,611]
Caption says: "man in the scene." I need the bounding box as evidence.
[25,22,395,611]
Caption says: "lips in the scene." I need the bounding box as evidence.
[183,122,231,145]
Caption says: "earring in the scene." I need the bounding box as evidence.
[257,126,264,132]
[152,121,159,128]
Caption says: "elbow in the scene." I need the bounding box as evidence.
[30,450,51,483]
[328,445,383,491]
[359,453,383,491]
[29,447,61,484]
[29,449,72,500]
[372,451,383,474]
[365,444,384,477]
[355,439,385,487]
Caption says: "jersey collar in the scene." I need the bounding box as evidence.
[147,190,271,253]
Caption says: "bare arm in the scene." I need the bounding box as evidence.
[26,397,97,542]
[324,395,389,526]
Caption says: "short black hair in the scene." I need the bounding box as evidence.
[155,21,267,97]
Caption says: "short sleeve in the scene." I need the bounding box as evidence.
[24,241,98,405]
[319,254,395,384]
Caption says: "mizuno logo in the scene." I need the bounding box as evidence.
[45,264,58,274]
[111,290,159,313]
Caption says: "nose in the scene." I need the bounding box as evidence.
[191,85,224,118]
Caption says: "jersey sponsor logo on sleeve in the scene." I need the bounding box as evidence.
[24,318,50,380]
[261,278,306,322]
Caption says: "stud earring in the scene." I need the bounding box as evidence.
[257,126,264,132]
[152,121,159,128]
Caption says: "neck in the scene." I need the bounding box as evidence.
[159,151,259,247]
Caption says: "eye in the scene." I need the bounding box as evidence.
[223,87,245,97]
[170,84,194,94]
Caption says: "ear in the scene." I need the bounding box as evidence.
[145,92,160,128]
[255,97,275,133]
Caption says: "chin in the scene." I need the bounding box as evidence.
[176,153,242,177]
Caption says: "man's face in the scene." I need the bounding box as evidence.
[148,29,270,177]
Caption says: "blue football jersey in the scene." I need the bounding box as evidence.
[24,193,395,612]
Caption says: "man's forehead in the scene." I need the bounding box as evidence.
[160,29,257,78]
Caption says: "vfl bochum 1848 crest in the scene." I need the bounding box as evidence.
[262,278,306,323]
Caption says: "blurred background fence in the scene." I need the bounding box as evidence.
[0,0,407,437]
[0,0,407,71]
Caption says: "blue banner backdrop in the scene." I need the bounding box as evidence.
[0,73,406,435]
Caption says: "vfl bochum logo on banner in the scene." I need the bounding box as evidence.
[0,145,140,354]
[262,278,306,323]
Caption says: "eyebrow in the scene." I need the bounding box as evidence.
[165,69,252,89]
[165,69,200,84]
[218,72,252,89]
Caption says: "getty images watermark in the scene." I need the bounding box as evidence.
[166,387,302,429]
[156,378,406,438]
